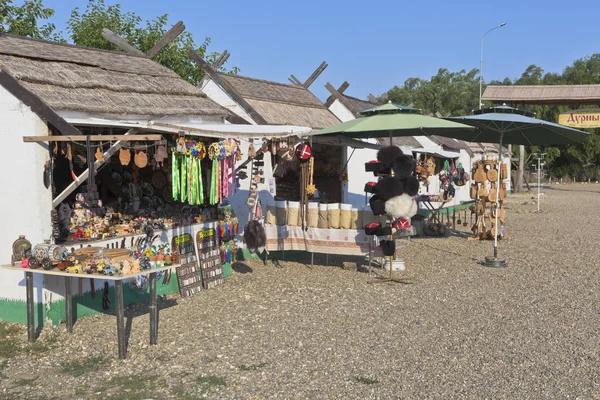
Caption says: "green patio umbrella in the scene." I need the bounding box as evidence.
[313,102,476,283]
[445,105,589,267]
[314,102,476,142]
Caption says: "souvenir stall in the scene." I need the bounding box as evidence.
[468,158,508,240]
[407,144,475,236]
[264,144,419,269]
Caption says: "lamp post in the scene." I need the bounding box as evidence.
[479,22,507,109]
[532,152,546,212]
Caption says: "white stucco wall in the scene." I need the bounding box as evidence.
[199,80,255,125]
[0,86,53,302]
[329,99,355,123]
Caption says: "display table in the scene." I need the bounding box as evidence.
[265,225,383,257]
[416,194,451,225]
[0,264,178,359]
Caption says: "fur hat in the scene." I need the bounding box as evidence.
[377,146,403,169]
[384,194,418,219]
[374,176,404,201]
[402,176,420,197]
[392,154,416,179]
[369,195,387,215]
[380,240,396,256]
[364,181,377,193]
[243,220,266,253]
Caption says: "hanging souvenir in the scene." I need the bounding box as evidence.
[95,147,104,162]
[134,150,148,168]
[295,142,312,162]
[154,145,168,167]
[119,148,131,166]
[172,152,180,201]
[180,154,187,202]
[196,158,204,204]
[190,154,198,205]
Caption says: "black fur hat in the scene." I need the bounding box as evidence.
[380,240,396,256]
[377,146,403,169]
[392,154,416,179]
[243,220,266,253]
[374,176,405,201]
[402,176,420,197]
[369,195,387,215]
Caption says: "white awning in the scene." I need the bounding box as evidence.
[62,116,312,139]
[310,136,382,150]
[148,121,312,138]
[412,147,460,159]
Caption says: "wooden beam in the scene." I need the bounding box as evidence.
[24,134,163,143]
[337,81,350,94]
[213,50,230,70]
[0,70,81,136]
[288,74,303,86]
[187,48,269,125]
[147,21,185,58]
[52,129,137,208]
[325,82,357,114]
[101,29,147,57]
[303,61,328,88]
[367,94,378,103]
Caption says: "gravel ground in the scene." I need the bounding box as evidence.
[1,184,600,399]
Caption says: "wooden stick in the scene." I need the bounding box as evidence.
[148,21,185,58]
[101,29,147,57]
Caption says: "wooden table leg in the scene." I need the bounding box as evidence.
[25,271,35,342]
[149,272,158,345]
[114,281,126,359]
[65,276,73,333]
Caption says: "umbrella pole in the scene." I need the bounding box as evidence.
[485,132,507,267]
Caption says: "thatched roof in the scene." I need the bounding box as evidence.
[0,34,229,117]
[325,92,378,116]
[483,84,600,105]
[218,73,340,129]
[429,135,473,155]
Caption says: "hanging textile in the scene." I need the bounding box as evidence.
[190,156,198,205]
[196,158,204,204]
[172,152,179,201]
[180,154,187,202]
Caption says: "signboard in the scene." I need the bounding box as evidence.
[196,228,224,289]
[172,233,203,297]
[558,111,600,128]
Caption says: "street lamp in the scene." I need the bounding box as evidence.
[479,22,507,109]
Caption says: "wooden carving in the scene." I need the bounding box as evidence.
[119,148,131,166]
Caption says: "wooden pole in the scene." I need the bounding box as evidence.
[516,145,525,192]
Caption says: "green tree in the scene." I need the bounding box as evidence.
[0,0,62,40]
[67,0,238,85]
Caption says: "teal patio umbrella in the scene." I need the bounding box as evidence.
[314,102,476,143]
[446,105,589,267]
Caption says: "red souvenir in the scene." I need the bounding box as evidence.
[295,143,312,162]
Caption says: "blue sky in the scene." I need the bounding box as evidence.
[47,0,600,102]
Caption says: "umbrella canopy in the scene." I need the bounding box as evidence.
[445,105,589,145]
[445,105,589,267]
[314,102,476,139]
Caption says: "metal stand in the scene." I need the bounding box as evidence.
[369,217,412,284]
[25,272,35,342]
[114,280,126,359]
[65,276,73,333]
[149,272,158,345]
[484,134,507,268]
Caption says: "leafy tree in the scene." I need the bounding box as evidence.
[67,0,238,85]
[0,0,62,40]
